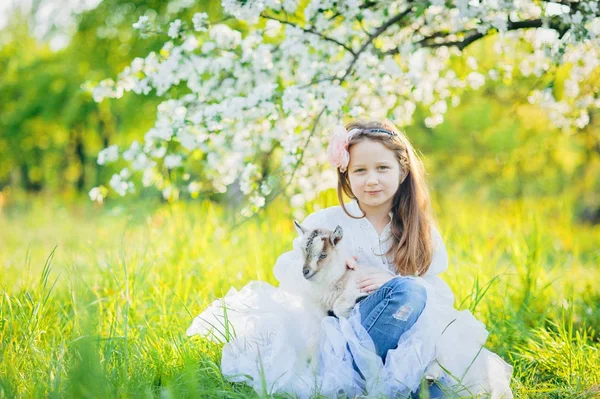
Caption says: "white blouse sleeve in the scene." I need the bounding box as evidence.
[427,224,448,275]
[422,224,455,305]
[272,209,327,297]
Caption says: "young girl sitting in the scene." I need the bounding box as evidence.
[187,119,513,399]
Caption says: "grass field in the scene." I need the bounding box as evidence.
[1,191,599,398]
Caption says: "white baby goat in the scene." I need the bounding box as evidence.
[293,220,389,318]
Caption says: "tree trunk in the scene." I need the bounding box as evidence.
[75,125,86,192]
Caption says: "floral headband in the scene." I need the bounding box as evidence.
[326,125,397,172]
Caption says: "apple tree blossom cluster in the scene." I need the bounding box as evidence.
[89,0,600,219]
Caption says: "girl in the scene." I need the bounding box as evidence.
[187,120,513,399]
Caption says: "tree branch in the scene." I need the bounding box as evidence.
[228,4,419,231]
[228,3,423,231]
[298,75,336,89]
[260,14,356,56]
[433,19,546,51]
[386,15,571,54]
[538,0,577,5]
[339,4,414,82]
[227,106,329,233]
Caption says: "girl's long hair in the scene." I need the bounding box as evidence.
[337,119,435,276]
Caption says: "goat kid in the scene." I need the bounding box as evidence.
[293,220,389,318]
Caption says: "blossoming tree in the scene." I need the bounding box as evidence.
[90,0,600,221]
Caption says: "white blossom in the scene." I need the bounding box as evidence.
[249,194,266,208]
[467,56,478,70]
[264,19,281,37]
[90,0,600,213]
[109,173,133,196]
[574,111,590,129]
[119,167,131,179]
[168,19,182,39]
[221,0,265,24]
[192,12,209,32]
[132,153,155,171]
[466,72,486,90]
[571,11,584,26]
[97,145,119,165]
[132,16,150,31]
[290,194,305,208]
[142,169,155,187]
[181,36,199,52]
[89,187,104,204]
[240,163,260,195]
[209,24,242,49]
[176,129,197,150]
[430,100,447,115]
[164,154,183,169]
[188,181,201,195]
[322,85,348,112]
[92,79,123,102]
[162,185,175,200]
[491,15,508,32]
[123,141,141,161]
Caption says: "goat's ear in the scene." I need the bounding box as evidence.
[330,225,343,246]
[293,220,307,236]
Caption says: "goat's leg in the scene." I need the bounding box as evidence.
[332,294,357,318]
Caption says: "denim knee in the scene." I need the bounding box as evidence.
[383,277,427,314]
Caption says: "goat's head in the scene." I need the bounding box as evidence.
[293,220,344,282]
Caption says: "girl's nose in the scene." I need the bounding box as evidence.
[367,175,379,185]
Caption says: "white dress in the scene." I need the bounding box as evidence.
[187,199,514,398]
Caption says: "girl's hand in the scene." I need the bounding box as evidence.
[357,271,395,294]
[345,255,359,270]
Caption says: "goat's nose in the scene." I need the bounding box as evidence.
[303,268,310,277]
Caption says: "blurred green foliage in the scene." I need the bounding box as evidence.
[0,0,218,196]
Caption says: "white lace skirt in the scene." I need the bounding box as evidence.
[186,279,513,399]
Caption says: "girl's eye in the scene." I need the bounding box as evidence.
[319,253,327,260]
[354,166,389,172]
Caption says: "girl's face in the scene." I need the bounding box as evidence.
[347,139,404,213]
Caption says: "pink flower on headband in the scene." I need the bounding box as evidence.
[327,125,351,172]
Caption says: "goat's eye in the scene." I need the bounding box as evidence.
[319,253,327,260]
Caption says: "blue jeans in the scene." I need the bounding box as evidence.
[353,277,447,398]
[357,277,427,359]
[411,382,447,398]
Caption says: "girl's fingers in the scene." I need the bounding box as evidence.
[358,277,387,291]
[346,257,359,270]
[358,279,378,288]
[358,277,377,285]
[356,279,371,287]
[360,284,380,293]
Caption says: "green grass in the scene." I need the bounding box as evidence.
[0,191,599,398]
